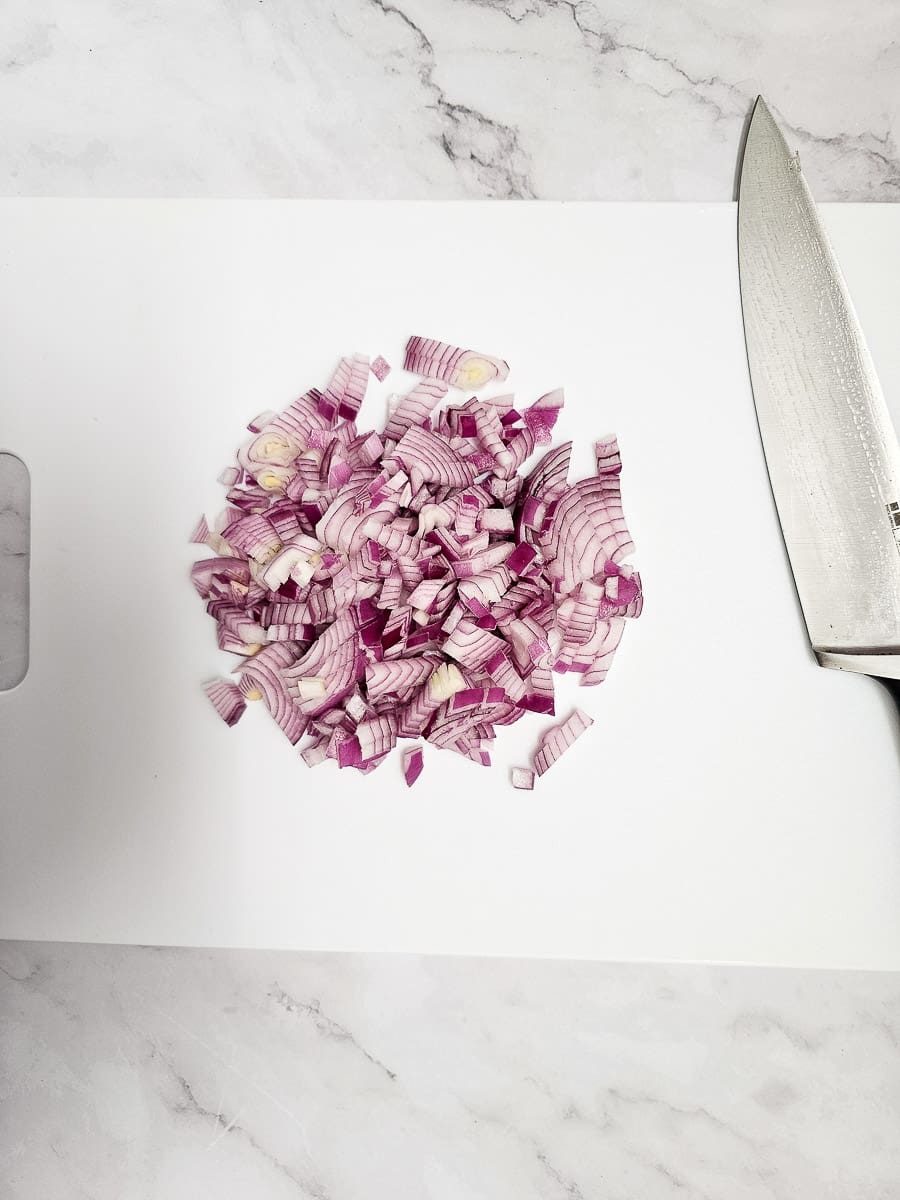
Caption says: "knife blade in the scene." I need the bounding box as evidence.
[738,96,900,685]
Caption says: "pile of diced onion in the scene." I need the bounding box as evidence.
[192,336,642,789]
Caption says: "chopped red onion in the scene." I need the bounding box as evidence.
[477,508,514,534]
[523,389,564,443]
[533,708,593,776]
[192,340,641,787]
[371,356,391,382]
[218,466,241,488]
[189,514,210,545]
[511,766,535,791]
[248,410,277,434]
[403,336,509,391]
[301,738,329,768]
[204,678,247,727]
[594,435,622,475]
[403,745,424,787]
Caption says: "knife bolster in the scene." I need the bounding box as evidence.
[815,650,900,681]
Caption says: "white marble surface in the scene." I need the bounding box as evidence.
[0,0,898,202]
[2,941,900,1199]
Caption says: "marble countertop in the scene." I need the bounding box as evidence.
[0,0,898,202]
[4,943,900,1199]
[1,0,899,1195]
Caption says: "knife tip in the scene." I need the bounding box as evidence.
[751,95,771,122]
[741,95,784,175]
[736,97,772,201]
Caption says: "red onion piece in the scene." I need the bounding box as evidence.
[533,708,593,776]
[218,466,241,488]
[388,426,477,490]
[301,738,329,768]
[238,642,309,744]
[189,514,210,545]
[371,356,391,382]
[382,379,448,445]
[523,389,564,443]
[404,336,509,391]
[204,678,247,727]
[248,410,277,434]
[594,435,622,475]
[477,508,514,533]
[403,745,424,787]
[511,766,535,791]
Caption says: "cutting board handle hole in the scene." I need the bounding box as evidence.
[0,451,29,691]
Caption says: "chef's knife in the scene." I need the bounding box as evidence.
[738,97,900,706]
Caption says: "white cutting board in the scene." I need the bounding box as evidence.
[2,200,899,968]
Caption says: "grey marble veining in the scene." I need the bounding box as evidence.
[2,4,900,1195]
[0,0,897,201]
[3,941,900,1199]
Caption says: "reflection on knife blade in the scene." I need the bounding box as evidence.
[738,97,900,692]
